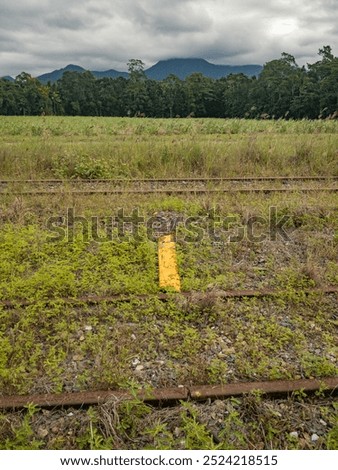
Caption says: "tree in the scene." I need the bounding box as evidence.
[307,46,338,117]
[127,59,146,81]
[161,74,187,117]
[48,84,63,115]
[185,73,216,117]
[0,79,20,115]
[126,59,148,116]
[57,70,98,115]
[222,73,253,117]
[97,77,129,116]
[318,45,334,62]
[0,46,336,119]
[253,53,305,118]
[14,72,50,115]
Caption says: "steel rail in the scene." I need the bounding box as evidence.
[1,187,338,195]
[1,286,337,309]
[0,176,336,184]
[0,377,336,409]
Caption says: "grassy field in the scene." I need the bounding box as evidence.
[0,116,337,178]
[0,116,337,450]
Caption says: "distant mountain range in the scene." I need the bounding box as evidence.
[2,75,15,82]
[145,59,262,80]
[36,64,129,84]
[2,58,262,83]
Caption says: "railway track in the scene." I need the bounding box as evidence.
[1,288,336,411]
[0,176,336,184]
[1,285,337,309]
[1,187,338,195]
[0,377,337,409]
[4,189,338,195]
[1,177,337,414]
[0,176,337,195]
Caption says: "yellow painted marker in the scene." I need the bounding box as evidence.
[158,234,181,292]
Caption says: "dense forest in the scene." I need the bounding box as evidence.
[0,46,337,119]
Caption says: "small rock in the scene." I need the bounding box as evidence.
[132,358,140,367]
[73,354,84,361]
[67,412,74,417]
[37,427,49,438]
[84,325,93,332]
[214,400,225,408]
[289,431,299,439]
[174,427,182,437]
[155,360,165,365]
[135,365,144,372]
[319,419,327,426]
[311,433,320,442]
[79,335,85,341]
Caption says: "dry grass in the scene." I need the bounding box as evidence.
[0,117,337,178]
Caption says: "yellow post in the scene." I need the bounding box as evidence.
[158,234,181,292]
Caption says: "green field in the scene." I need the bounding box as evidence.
[0,117,337,450]
[0,116,337,178]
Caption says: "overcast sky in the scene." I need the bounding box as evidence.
[1,0,337,77]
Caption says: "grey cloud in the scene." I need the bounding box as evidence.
[0,0,337,77]
[45,14,87,31]
[129,1,213,33]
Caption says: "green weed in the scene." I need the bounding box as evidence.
[0,404,42,450]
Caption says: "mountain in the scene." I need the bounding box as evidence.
[37,64,128,83]
[37,64,86,83]
[145,58,262,80]
[91,69,128,80]
[1,75,15,82]
[35,59,262,83]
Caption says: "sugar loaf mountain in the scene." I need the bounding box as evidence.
[31,58,262,84]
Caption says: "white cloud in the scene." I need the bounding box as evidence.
[0,0,336,77]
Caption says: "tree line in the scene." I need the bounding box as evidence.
[0,47,337,119]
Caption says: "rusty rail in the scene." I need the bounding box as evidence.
[1,175,336,195]
[0,176,337,184]
[0,377,336,409]
[1,286,337,309]
[1,187,338,196]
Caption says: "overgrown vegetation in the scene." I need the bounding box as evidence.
[0,117,337,450]
[0,281,336,394]
[0,395,337,450]
[0,117,337,179]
